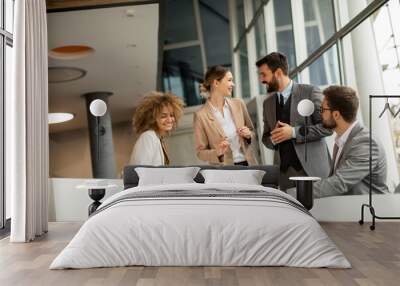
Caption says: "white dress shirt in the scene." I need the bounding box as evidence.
[210,100,246,163]
[334,120,359,169]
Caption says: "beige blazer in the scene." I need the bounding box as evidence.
[193,98,258,165]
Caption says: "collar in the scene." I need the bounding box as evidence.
[279,80,293,99]
[335,120,358,148]
[208,98,229,113]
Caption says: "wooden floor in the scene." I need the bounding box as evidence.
[0,222,399,286]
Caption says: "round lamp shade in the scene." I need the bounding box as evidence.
[297,99,315,117]
[89,99,107,117]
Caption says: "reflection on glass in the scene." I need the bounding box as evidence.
[199,0,231,67]
[303,0,335,56]
[303,44,340,87]
[274,0,296,69]
[254,10,267,60]
[5,0,14,33]
[164,0,197,44]
[162,46,203,106]
[236,0,246,37]
[252,0,263,14]
[239,40,251,99]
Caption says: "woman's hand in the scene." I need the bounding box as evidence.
[238,127,251,139]
[217,140,230,156]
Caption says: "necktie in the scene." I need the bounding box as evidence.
[279,93,284,108]
[330,143,339,175]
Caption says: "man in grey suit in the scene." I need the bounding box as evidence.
[313,85,389,197]
[256,52,332,190]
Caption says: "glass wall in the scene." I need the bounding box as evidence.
[161,0,231,106]
[372,0,400,182]
[273,0,296,70]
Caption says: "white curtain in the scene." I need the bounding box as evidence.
[7,0,49,242]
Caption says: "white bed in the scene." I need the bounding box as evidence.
[50,183,351,269]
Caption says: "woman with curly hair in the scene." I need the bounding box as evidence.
[194,65,257,165]
[129,91,184,165]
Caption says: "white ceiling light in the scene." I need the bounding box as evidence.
[48,113,74,124]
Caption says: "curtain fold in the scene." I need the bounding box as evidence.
[8,0,48,242]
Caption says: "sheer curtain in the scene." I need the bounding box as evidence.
[7,0,49,242]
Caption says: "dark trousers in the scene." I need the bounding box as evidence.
[234,161,249,166]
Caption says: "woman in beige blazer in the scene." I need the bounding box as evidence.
[193,65,257,165]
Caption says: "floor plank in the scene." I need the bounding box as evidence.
[0,222,399,286]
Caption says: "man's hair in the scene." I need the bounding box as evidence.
[256,52,289,75]
[323,85,359,123]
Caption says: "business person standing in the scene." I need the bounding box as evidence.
[194,65,257,165]
[256,52,332,190]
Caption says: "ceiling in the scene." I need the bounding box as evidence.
[47,3,159,133]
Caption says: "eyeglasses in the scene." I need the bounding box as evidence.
[319,107,332,114]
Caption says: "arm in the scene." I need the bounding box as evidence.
[261,99,277,150]
[193,113,223,164]
[240,99,254,145]
[313,137,378,198]
[294,86,333,143]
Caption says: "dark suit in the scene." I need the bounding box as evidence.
[262,82,332,189]
[313,123,389,197]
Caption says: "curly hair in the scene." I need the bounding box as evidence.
[133,91,184,135]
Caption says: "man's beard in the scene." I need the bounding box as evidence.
[322,116,337,129]
[263,75,279,93]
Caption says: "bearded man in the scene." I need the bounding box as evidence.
[256,52,332,191]
[313,85,389,197]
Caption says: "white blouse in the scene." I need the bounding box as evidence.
[210,100,246,163]
[129,130,164,165]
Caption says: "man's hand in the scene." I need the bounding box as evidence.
[271,121,293,144]
[217,139,230,156]
[238,127,251,139]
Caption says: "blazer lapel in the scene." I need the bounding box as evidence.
[289,82,300,125]
[266,93,277,129]
[205,101,226,138]
[335,122,363,171]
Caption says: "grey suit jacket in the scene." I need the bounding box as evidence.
[313,123,389,197]
[262,82,332,178]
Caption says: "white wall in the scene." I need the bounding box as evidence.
[49,178,124,222]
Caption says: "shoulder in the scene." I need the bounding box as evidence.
[137,130,159,144]
[263,93,275,105]
[229,97,246,108]
[194,104,208,119]
[295,83,319,93]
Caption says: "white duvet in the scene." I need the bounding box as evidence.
[50,183,351,269]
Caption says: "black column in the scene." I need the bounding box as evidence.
[83,92,116,178]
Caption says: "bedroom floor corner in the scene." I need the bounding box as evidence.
[0,222,399,286]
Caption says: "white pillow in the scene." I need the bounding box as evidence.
[200,169,266,185]
[135,167,201,186]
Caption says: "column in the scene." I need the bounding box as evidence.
[83,92,117,178]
